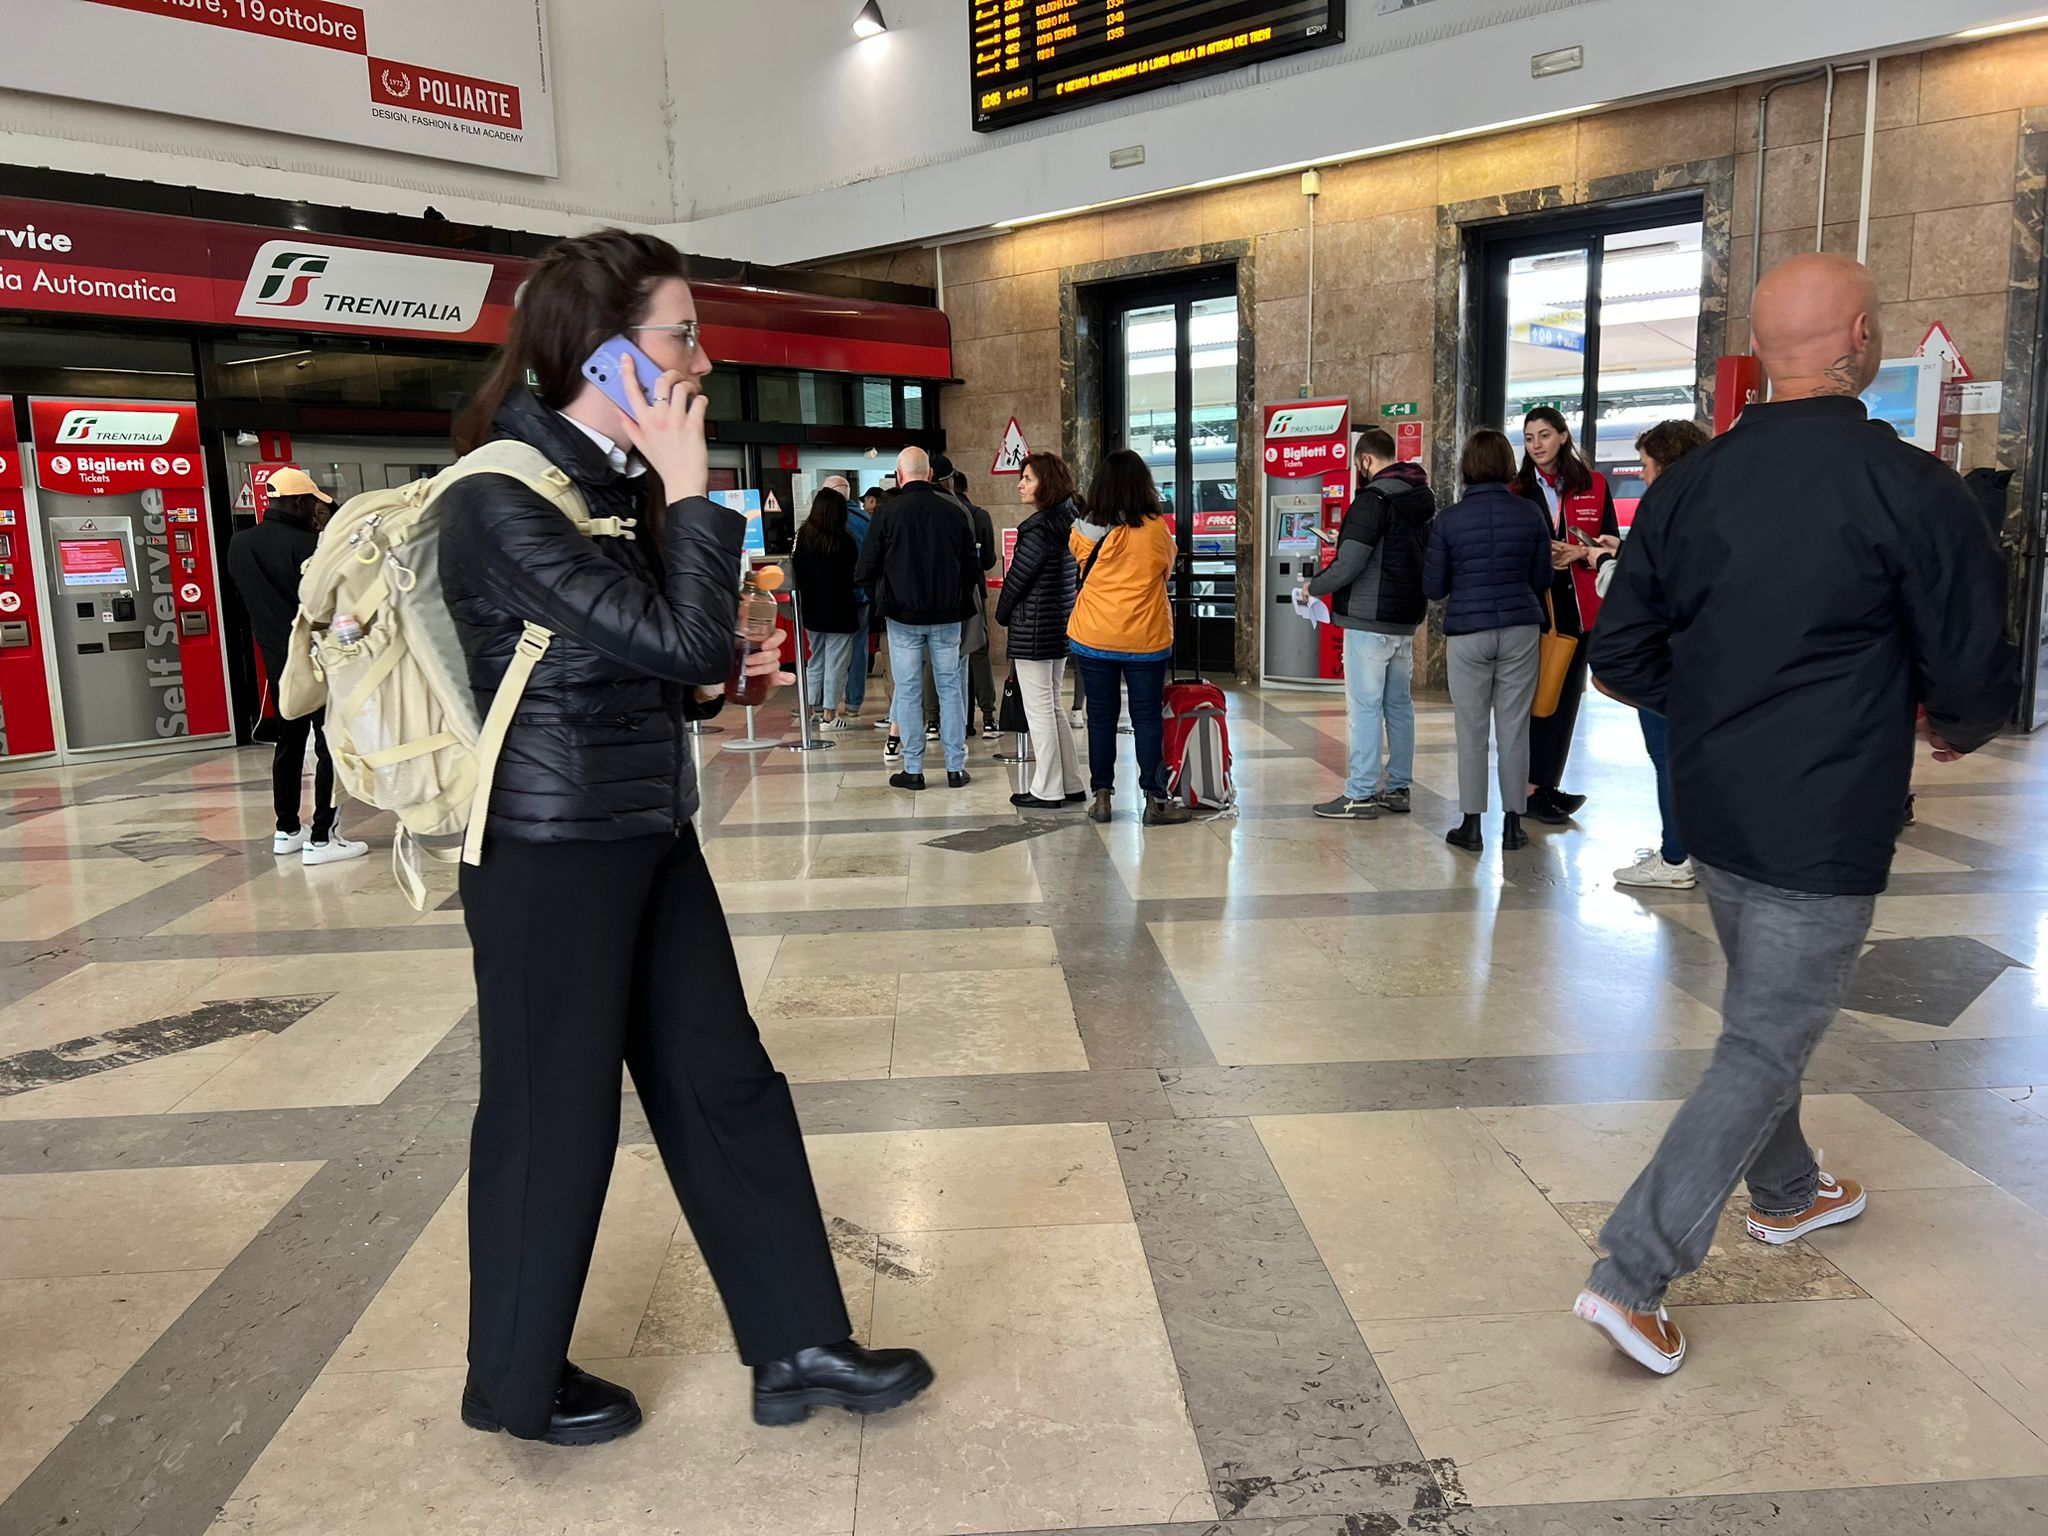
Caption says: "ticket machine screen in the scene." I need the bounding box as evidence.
[57,536,133,589]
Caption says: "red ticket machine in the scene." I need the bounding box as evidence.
[0,400,57,761]
[1260,399,1352,686]
[28,400,232,755]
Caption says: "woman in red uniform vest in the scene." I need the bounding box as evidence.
[1515,407,1619,824]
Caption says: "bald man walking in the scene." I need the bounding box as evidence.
[852,448,983,788]
[1578,254,2017,1374]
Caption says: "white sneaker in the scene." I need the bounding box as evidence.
[303,834,369,867]
[1068,708,1084,729]
[1614,850,1697,889]
[273,829,307,856]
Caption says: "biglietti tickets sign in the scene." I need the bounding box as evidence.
[0,196,517,344]
[0,0,557,177]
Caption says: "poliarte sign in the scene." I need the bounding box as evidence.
[0,0,556,177]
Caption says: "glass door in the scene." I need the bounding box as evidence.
[1108,272,1239,672]
[1481,202,1706,527]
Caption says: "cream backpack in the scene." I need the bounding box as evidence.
[279,440,637,908]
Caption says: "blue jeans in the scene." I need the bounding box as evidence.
[843,604,869,713]
[1638,709,1687,865]
[1341,629,1415,800]
[1076,654,1168,796]
[887,621,965,773]
[808,630,856,716]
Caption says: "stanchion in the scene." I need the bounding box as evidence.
[780,588,835,754]
[722,705,780,752]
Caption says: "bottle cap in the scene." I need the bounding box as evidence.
[752,564,785,591]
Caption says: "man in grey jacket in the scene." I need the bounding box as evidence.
[1299,427,1437,819]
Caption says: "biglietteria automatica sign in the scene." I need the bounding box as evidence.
[0,196,518,344]
[0,0,557,177]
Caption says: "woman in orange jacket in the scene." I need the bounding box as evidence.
[1068,449,1190,826]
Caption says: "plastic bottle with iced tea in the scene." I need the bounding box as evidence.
[727,564,782,707]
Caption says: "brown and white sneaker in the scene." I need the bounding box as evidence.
[1575,1290,1686,1376]
[1747,1168,1866,1245]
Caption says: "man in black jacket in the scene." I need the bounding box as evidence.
[1575,254,2018,1376]
[225,467,366,866]
[854,447,983,789]
[1302,427,1435,819]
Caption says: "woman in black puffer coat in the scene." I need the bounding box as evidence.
[439,230,931,1450]
[1422,428,1555,856]
[995,452,1084,808]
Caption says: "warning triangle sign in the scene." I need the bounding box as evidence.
[234,482,255,511]
[992,418,1030,476]
[1917,322,1973,383]
[764,491,783,514]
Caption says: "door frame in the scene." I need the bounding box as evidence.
[1474,195,1708,473]
[1099,267,1240,673]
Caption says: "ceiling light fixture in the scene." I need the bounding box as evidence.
[1957,13,2048,37]
[853,2,888,39]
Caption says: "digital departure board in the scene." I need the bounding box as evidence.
[973,2,1347,132]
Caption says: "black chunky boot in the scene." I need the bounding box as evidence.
[753,1340,935,1426]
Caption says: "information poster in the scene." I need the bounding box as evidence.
[1,0,558,176]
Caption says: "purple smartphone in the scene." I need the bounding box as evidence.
[580,335,670,422]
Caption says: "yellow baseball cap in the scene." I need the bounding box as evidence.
[265,466,334,504]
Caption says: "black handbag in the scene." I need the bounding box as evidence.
[998,669,1030,733]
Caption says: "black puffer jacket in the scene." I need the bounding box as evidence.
[1422,483,1554,635]
[440,391,743,844]
[994,498,1078,661]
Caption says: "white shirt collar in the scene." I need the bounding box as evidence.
[558,413,646,478]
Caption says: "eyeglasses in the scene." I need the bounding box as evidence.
[632,321,700,351]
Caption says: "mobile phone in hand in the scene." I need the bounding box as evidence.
[581,336,670,423]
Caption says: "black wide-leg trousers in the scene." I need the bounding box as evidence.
[460,824,851,1438]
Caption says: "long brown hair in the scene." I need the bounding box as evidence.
[1021,451,1078,511]
[1515,406,1594,499]
[796,487,853,560]
[1084,449,1164,529]
[454,229,691,454]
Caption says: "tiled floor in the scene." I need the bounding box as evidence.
[3,686,2047,1535]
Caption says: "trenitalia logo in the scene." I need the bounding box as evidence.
[250,251,332,308]
[55,410,182,446]
[234,240,494,335]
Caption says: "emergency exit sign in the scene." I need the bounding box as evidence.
[1381,402,1421,417]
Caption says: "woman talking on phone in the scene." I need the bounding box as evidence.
[1514,406,1619,824]
[440,230,932,1446]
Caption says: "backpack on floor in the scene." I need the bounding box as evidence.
[279,440,632,909]
[1164,678,1235,812]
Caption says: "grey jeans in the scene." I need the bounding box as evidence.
[1589,863,1876,1311]
[1446,626,1539,814]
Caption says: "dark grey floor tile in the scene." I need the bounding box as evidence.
[0,994,332,1096]
[787,1067,1173,1134]
[1859,1087,2048,1218]
[1114,1116,1444,1523]
[0,1102,438,1175]
[0,1144,468,1536]
[1454,1477,2048,1534]
[1161,1052,1718,1119]
[1845,935,2027,1026]
[1030,825,1219,1068]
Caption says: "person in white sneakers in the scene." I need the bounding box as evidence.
[225,467,368,868]
[1609,421,1710,893]
[1578,254,2016,1374]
